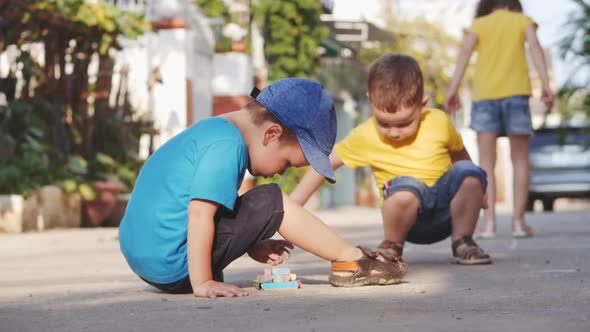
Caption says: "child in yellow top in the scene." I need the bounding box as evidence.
[445,0,554,238]
[292,53,492,266]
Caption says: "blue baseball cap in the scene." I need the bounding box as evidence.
[251,78,337,183]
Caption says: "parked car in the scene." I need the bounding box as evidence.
[527,125,590,211]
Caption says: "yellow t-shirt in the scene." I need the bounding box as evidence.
[470,9,536,101]
[335,108,464,195]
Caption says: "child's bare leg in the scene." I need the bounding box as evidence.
[509,134,532,233]
[382,191,419,246]
[450,176,485,241]
[450,175,491,264]
[268,191,406,287]
[279,192,362,262]
[477,132,498,233]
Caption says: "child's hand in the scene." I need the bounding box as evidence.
[481,192,489,210]
[445,92,461,113]
[542,85,554,110]
[247,239,294,266]
[193,280,248,299]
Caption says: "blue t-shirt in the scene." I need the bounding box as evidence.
[119,118,249,283]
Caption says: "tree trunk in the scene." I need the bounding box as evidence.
[93,54,115,155]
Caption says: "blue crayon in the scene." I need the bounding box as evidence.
[260,280,301,290]
[271,267,291,276]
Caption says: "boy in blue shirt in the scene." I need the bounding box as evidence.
[119,78,407,298]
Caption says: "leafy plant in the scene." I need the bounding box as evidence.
[559,0,590,120]
[0,148,51,198]
[254,0,328,82]
[256,167,309,194]
[247,0,327,192]
[60,155,95,200]
[360,16,461,109]
[60,153,140,200]
[0,0,151,198]
[195,1,328,193]
[194,0,230,20]
[318,59,368,104]
[24,0,150,54]
[0,98,53,197]
[557,85,590,121]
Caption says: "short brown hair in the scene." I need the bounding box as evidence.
[245,100,296,141]
[367,53,424,113]
[475,0,522,18]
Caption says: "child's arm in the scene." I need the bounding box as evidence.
[449,147,472,164]
[525,25,554,110]
[187,199,248,298]
[290,151,344,206]
[445,32,478,113]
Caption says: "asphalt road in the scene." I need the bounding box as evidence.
[1,206,589,332]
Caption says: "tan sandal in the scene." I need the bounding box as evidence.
[452,236,492,265]
[376,240,406,263]
[329,246,407,287]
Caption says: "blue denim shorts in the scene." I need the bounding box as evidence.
[470,96,532,136]
[382,161,487,244]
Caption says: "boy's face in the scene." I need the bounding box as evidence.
[248,124,308,178]
[371,96,428,142]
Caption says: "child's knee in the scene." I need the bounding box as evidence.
[459,176,485,194]
[384,190,420,209]
[216,183,284,254]
[241,183,283,212]
[451,161,487,192]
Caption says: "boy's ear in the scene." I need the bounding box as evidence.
[421,95,429,107]
[263,124,284,145]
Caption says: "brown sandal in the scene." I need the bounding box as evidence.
[452,236,492,265]
[377,240,405,263]
[329,246,407,287]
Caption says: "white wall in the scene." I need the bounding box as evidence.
[186,1,215,124]
[111,2,215,156]
[212,53,254,97]
[150,29,188,146]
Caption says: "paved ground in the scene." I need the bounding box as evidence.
[1,204,589,332]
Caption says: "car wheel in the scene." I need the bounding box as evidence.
[526,195,535,212]
[542,198,554,212]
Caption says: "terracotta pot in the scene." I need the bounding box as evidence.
[215,43,229,53]
[230,41,247,52]
[81,181,127,227]
[103,193,130,228]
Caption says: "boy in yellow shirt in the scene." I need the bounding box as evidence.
[291,53,492,267]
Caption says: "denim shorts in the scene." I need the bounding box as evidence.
[470,95,532,136]
[382,161,487,245]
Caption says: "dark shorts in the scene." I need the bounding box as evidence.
[470,95,532,136]
[382,161,487,245]
[143,184,284,294]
